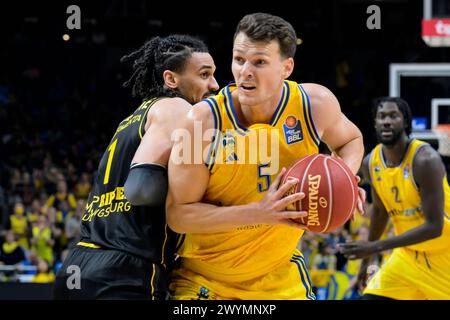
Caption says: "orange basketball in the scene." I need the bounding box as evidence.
[281,154,358,233]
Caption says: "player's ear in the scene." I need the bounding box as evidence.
[282,57,294,79]
[163,70,178,89]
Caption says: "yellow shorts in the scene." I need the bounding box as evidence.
[364,247,450,300]
[170,251,316,300]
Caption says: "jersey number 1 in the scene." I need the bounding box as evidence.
[103,139,118,185]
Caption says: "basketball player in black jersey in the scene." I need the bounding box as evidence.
[53,35,218,300]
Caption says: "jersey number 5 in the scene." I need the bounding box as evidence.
[258,163,271,192]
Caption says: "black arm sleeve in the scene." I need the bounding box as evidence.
[124,163,168,207]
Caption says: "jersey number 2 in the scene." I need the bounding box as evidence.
[391,186,401,203]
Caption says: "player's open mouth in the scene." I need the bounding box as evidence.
[240,84,256,91]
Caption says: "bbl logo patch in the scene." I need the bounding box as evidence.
[283,115,303,145]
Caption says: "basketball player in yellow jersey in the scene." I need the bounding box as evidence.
[166,13,365,300]
[338,97,450,300]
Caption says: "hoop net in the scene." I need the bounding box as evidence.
[434,124,450,156]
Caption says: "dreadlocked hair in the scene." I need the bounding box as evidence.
[121,34,208,100]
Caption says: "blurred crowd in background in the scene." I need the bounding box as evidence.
[0,1,449,298]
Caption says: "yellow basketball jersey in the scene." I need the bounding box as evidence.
[369,139,450,253]
[178,80,320,281]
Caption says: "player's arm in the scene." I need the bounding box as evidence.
[338,156,389,256]
[339,155,390,289]
[304,83,364,175]
[166,103,308,234]
[124,98,191,206]
[363,154,390,244]
[303,83,366,214]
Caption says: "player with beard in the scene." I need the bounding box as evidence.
[54,35,218,300]
[338,97,450,300]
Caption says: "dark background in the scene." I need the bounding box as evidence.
[0,0,449,299]
[0,0,449,226]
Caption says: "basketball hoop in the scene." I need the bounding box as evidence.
[433,124,450,156]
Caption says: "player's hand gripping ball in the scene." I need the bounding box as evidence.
[282,154,359,233]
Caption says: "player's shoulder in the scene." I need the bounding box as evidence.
[362,153,371,168]
[299,83,337,102]
[299,83,340,118]
[412,142,445,184]
[413,143,442,168]
[150,97,191,115]
[188,99,217,130]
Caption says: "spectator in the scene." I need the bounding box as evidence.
[30,215,54,266]
[65,199,83,249]
[312,242,337,272]
[56,200,73,224]
[27,199,42,225]
[32,169,44,194]
[31,258,55,283]
[46,179,77,210]
[19,250,39,276]
[48,206,64,261]
[74,172,91,200]
[0,230,26,265]
[9,202,29,249]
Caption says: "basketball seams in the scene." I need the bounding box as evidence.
[330,158,357,224]
[322,157,333,233]
[283,155,312,212]
[283,154,355,233]
[283,155,310,185]
[299,154,321,226]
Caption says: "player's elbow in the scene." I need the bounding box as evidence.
[125,186,162,207]
[124,164,168,207]
[426,221,443,239]
[431,224,443,238]
[166,204,186,234]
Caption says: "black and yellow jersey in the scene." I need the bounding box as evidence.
[79,98,178,266]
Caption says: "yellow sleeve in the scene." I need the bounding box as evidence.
[42,227,52,240]
[68,194,77,209]
[32,226,38,237]
[46,195,55,208]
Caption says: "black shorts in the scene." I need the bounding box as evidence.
[53,245,168,300]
